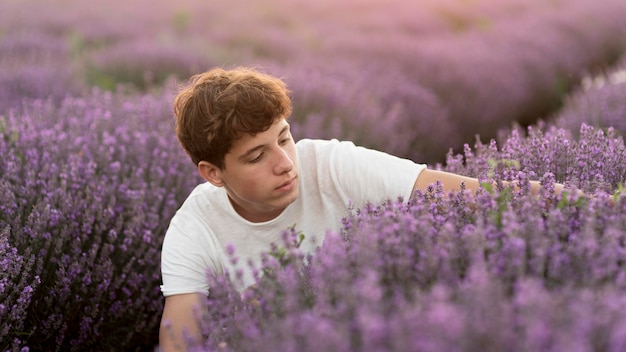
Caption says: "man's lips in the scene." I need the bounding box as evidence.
[276,176,297,191]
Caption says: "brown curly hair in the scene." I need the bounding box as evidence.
[173,66,293,169]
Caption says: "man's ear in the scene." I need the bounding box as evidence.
[198,161,225,187]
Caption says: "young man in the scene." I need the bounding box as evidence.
[158,67,558,351]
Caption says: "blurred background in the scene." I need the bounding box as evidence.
[2,0,626,164]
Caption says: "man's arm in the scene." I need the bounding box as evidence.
[159,293,204,352]
[413,169,564,195]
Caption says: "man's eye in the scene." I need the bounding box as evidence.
[279,136,291,145]
[249,153,264,163]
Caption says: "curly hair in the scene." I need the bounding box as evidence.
[173,66,292,168]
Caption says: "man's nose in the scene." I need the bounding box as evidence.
[274,148,294,174]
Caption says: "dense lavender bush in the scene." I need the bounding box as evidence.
[181,124,626,352]
[0,89,200,351]
[442,123,626,193]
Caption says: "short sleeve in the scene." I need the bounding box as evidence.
[160,210,225,297]
[327,140,426,208]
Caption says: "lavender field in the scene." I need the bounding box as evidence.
[1,0,626,351]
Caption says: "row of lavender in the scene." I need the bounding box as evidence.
[2,0,626,162]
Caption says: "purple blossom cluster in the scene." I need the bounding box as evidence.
[0,89,200,351]
[193,175,626,351]
[442,123,626,193]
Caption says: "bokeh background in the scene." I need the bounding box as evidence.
[2,0,626,163]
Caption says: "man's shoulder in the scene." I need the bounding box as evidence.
[296,138,352,155]
[296,139,338,167]
[166,183,225,239]
[296,138,363,163]
[295,138,335,148]
[186,181,221,198]
[177,182,225,213]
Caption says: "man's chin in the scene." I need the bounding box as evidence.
[283,189,300,206]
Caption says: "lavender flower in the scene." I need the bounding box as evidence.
[442,123,626,193]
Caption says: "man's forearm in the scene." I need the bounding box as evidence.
[413,169,568,196]
[159,293,204,351]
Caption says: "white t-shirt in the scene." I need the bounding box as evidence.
[160,139,426,296]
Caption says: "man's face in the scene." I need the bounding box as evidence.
[212,118,299,222]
